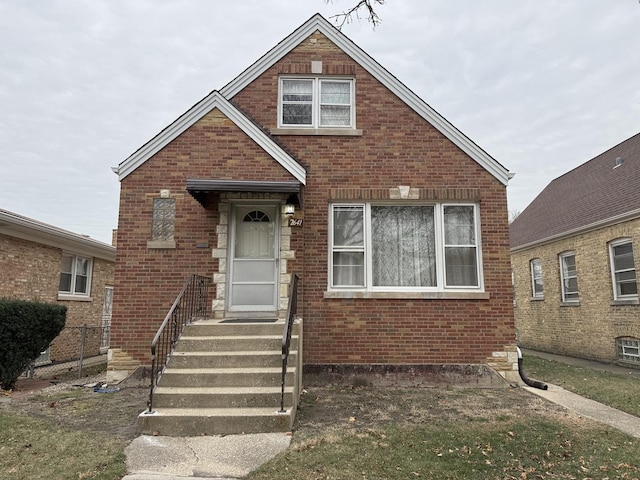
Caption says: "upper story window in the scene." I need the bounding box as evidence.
[559,252,578,303]
[609,239,638,300]
[530,258,544,298]
[329,203,482,292]
[59,253,92,296]
[279,77,354,129]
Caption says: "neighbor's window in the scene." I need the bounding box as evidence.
[151,198,176,241]
[530,258,544,298]
[330,203,481,291]
[59,253,92,296]
[616,337,640,365]
[609,239,638,300]
[280,77,354,128]
[559,252,579,303]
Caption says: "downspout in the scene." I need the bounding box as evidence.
[517,347,548,390]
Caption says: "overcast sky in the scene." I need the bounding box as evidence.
[1,0,639,244]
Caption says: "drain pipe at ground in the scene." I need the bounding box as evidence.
[517,347,548,390]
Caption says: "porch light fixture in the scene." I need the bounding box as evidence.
[284,193,298,216]
[284,203,295,216]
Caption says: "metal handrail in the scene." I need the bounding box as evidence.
[146,274,211,414]
[280,273,299,413]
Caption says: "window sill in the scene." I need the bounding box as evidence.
[272,128,363,136]
[530,296,545,301]
[560,301,580,307]
[147,240,176,249]
[611,298,639,306]
[324,290,490,300]
[57,294,93,302]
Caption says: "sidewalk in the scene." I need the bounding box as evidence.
[521,349,640,439]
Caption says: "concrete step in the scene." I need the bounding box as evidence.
[184,320,294,337]
[168,350,297,369]
[138,406,294,436]
[158,367,295,388]
[175,335,298,352]
[152,386,294,408]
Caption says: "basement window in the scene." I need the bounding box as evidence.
[616,337,640,365]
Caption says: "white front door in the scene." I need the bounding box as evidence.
[229,204,279,311]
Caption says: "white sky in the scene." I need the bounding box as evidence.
[1,0,639,244]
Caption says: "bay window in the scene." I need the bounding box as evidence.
[330,203,482,291]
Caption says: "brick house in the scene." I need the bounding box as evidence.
[0,208,115,363]
[510,133,640,366]
[109,14,517,393]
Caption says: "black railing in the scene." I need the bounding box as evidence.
[146,274,211,414]
[280,273,299,413]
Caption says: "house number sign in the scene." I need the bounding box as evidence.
[288,218,303,227]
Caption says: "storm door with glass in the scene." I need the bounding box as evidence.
[229,204,279,311]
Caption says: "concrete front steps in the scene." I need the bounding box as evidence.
[138,319,301,437]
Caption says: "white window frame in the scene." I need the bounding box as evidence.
[559,251,578,303]
[616,337,640,365]
[530,258,544,298]
[609,238,638,301]
[278,77,355,129]
[59,253,93,297]
[328,202,483,292]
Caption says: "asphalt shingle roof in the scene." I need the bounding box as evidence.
[510,132,640,249]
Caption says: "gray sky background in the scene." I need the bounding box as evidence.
[1,0,639,244]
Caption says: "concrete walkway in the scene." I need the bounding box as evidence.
[520,349,640,439]
[123,350,640,479]
[123,432,291,480]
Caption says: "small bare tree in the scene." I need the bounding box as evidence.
[326,0,385,29]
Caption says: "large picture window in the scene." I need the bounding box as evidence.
[330,203,481,291]
[59,253,92,296]
[280,77,354,128]
[609,239,638,300]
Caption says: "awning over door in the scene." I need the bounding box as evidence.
[186,179,302,206]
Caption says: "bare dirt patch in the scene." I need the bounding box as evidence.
[2,374,577,445]
[1,375,148,440]
[292,383,579,444]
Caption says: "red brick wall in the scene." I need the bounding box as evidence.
[111,111,298,362]
[112,32,515,365]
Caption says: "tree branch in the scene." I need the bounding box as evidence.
[326,0,385,29]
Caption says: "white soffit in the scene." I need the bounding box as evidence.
[220,13,511,186]
[0,209,115,260]
[114,92,306,184]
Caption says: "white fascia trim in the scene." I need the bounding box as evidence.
[220,13,511,186]
[0,210,116,261]
[510,208,640,254]
[115,92,306,185]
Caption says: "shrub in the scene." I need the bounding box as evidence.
[0,299,66,390]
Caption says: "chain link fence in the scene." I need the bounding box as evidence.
[22,324,109,381]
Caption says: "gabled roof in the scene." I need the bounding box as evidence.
[0,208,116,261]
[114,14,511,186]
[113,91,306,184]
[510,132,640,251]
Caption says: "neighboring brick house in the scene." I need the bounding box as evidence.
[0,208,116,363]
[109,14,517,383]
[510,133,640,366]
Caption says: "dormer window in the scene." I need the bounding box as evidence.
[279,77,354,128]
